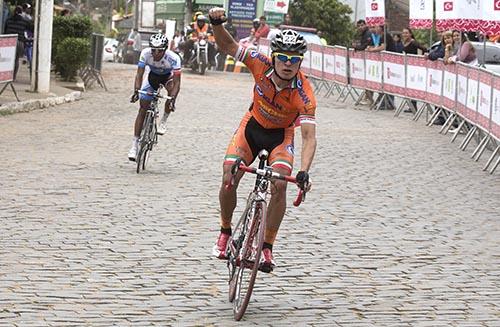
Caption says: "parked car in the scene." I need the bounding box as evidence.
[115,29,160,64]
[103,38,119,62]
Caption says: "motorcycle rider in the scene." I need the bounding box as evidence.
[182,15,216,67]
[128,33,182,161]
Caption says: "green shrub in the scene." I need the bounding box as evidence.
[55,37,90,81]
[52,15,93,65]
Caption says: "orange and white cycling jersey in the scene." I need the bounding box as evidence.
[234,46,317,129]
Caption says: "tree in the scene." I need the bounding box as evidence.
[289,0,355,47]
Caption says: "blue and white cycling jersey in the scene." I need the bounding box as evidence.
[138,48,181,76]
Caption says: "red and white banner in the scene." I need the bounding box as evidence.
[477,70,493,131]
[481,1,500,35]
[0,35,17,83]
[456,64,469,118]
[405,55,427,101]
[382,52,405,96]
[436,0,488,32]
[442,62,457,111]
[323,46,335,81]
[491,73,500,140]
[334,46,348,85]
[364,52,382,91]
[301,47,312,75]
[365,0,385,26]
[426,60,443,107]
[465,66,480,122]
[310,44,323,79]
[258,38,270,57]
[349,49,365,88]
[409,0,433,29]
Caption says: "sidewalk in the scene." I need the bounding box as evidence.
[0,61,83,115]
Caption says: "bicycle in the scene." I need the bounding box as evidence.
[225,149,305,321]
[135,86,172,174]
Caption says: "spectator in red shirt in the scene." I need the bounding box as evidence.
[255,16,270,43]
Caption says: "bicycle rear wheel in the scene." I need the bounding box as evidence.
[232,200,266,321]
[136,112,153,174]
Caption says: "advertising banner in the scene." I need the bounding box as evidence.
[482,1,500,35]
[426,60,443,107]
[263,0,290,14]
[465,66,480,122]
[310,44,323,79]
[382,52,406,96]
[0,35,17,83]
[365,0,385,26]
[491,73,500,140]
[301,47,312,75]
[477,70,493,131]
[409,0,433,29]
[442,62,457,111]
[334,46,348,85]
[405,55,427,101]
[436,0,484,32]
[348,49,365,89]
[323,46,335,81]
[364,51,382,92]
[456,64,468,118]
[258,38,270,57]
[228,0,257,40]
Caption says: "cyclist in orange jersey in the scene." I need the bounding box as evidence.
[209,7,317,273]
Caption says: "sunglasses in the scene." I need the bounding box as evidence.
[151,48,165,54]
[273,52,303,64]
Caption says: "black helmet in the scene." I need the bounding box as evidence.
[149,33,168,49]
[270,29,307,55]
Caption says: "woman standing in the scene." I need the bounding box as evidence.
[445,31,477,65]
[401,27,427,55]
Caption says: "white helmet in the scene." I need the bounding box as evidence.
[149,33,168,49]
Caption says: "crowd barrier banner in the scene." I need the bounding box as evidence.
[409,0,433,29]
[0,35,17,83]
[365,0,385,26]
[348,49,365,89]
[492,74,500,140]
[442,62,457,111]
[302,46,312,75]
[364,52,383,92]
[323,46,335,81]
[381,52,405,96]
[456,64,469,118]
[310,44,323,79]
[465,66,480,123]
[425,60,443,107]
[405,54,427,101]
[477,69,493,132]
[334,46,348,85]
[482,2,500,35]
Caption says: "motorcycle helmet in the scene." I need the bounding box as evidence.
[270,29,307,55]
[149,33,168,50]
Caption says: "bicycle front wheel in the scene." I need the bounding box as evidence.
[233,200,266,321]
[136,112,153,174]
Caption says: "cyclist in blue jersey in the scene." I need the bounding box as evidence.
[128,33,182,161]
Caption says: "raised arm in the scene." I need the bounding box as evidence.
[208,8,239,58]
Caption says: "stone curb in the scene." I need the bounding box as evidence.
[0,91,83,116]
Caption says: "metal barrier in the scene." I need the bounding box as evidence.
[80,33,107,91]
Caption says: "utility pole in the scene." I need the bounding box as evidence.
[134,0,140,29]
[31,0,53,93]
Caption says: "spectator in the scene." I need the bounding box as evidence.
[352,19,372,51]
[4,6,33,80]
[21,3,32,21]
[254,16,270,43]
[318,31,327,45]
[281,13,292,27]
[446,31,477,65]
[401,27,427,55]
[60,9,71,16]
[392,33,404,53]
[131,28,142,64]
[361,25,386,106]
[170,30,182,52]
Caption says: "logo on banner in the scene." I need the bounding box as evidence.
[386,67,401,80]
[444,1,453,11]
[371,2,378,11]
[429,74,440,87]
[419,0,426,10]
[480,90,489,106]
[495,0,500,10]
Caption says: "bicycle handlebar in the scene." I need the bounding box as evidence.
[136,89,173,100]
[226,162,306,207]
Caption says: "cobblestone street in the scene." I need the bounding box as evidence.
[1,63,499,326]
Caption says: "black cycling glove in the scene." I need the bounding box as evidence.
[209,13,227,26]
[296,171,309,190]
[130,90,139,103]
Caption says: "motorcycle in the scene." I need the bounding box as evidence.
[189,33,209,75]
